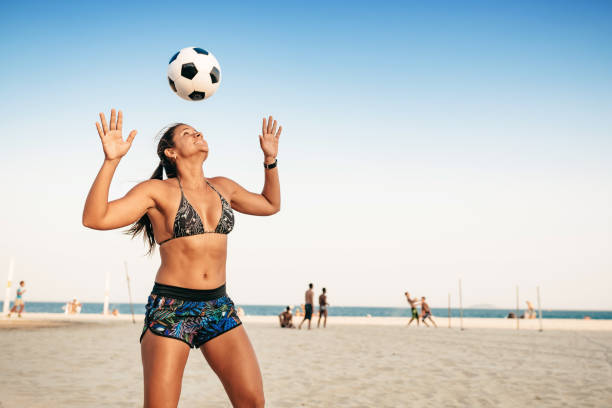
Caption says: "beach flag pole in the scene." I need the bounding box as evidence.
[448,292,451,328]
[103,271,110,316]
[537,286,543,332]
[124,261,136,324]
[516,286,519,330]
[3,257,15,315]
[458,279,464,331]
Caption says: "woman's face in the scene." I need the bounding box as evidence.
[169,124,209,160]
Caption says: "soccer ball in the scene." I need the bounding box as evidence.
[167,47,221,101]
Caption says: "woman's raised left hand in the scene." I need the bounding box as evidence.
[259,116,282,162]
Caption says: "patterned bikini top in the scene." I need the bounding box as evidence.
[159,178,234,245]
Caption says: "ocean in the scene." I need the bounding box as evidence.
[2,301,611,320]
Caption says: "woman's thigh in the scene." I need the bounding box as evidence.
[141,330,191,408]
[200,325,264,407]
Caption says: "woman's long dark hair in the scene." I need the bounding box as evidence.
[125,123,184,254]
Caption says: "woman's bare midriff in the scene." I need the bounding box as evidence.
[156,234,228,289]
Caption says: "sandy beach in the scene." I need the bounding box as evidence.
[1,314,611,407]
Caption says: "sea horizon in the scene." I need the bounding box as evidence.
[3,301,611,320]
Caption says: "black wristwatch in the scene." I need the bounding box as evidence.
[264,158,278,169]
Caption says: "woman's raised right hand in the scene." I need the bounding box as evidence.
[95,108,137,161]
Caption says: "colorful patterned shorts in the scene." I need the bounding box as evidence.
[140,282,241,348]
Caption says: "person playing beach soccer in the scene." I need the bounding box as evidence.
[83,109,281,407]
[420,296,438,328]
[405,292,420,327]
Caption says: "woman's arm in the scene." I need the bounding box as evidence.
[220,116,282,216]
[82,109,155,230]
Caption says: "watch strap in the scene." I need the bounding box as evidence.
[264,159,278,169]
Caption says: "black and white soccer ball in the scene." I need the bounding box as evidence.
[167,47,221,101]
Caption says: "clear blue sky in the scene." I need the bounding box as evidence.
[1,1,611,309]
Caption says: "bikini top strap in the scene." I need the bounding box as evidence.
[205,179,221,197]
[177,177,222,200]
[176,176,185,194]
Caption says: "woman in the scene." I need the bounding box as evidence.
[83,109,281,407]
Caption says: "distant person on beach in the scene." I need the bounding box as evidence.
[279,306,294,328]
[526,301,536,319]
[7,281,26,318]
[405,292,420,327]
[62,299,78,314]
[83,109,282,406]
[420,297,437,328]
[317,288,328,328]
[298,283,314,330]
[67,298,82,314]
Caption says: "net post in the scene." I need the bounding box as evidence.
[448,292,451,329]
[459,279,464,331]
[537,286,543,332]
[125,261,136,324]
[516,286,519,331]
[3,257,15,315]
[103,271,110,316]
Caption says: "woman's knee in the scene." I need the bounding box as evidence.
[248,391,265,408]
[232,387,265,407]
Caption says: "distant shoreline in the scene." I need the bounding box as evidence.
[3,301,611,320]
[3,301,610,312]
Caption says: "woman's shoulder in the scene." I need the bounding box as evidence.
[207,176,234,185]
[131,178,179,197]
[138,177,179,188]
[207,176,238,196]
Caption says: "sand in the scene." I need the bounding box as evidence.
[1,314,611,407]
